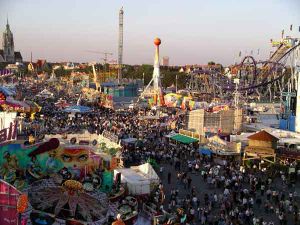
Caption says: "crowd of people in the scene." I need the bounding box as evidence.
[14,80,300,225]
[161,154,300,225]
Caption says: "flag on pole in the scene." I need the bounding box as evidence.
[290,24,293,31]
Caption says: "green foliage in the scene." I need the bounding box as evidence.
[55,66,71,78]
[208,61,216,65]
[122,64,188,89]
[0,63,8,70]
[74,66,93,74]
[19,65,28,76]
[162,72,187,89]
[123,64,153,84]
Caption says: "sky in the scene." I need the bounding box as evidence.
[0,0,299,65]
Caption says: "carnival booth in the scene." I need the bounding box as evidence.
[0,87,41,115]
[114,163,159,195]
[168,129,199,146]
[206,134,241,156]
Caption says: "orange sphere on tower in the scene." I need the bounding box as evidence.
[154,37,161,46]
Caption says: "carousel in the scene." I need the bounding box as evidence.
[28,178,109,224]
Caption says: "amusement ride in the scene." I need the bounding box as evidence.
[187,35,300,103]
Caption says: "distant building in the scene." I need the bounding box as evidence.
[36,59,49,71]
[161,56,169,67]
[6,63,23,72]
[28,59,50,72]
[64,62,81,70]
[0,19,22,63]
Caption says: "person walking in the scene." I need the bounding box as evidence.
[187,176,192,189]
[168,172,171,184]
[160,166,164,177]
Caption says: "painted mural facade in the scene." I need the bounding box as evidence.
[0,139,111,191]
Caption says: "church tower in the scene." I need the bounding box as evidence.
[2,18,15,62]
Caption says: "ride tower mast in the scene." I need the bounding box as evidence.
[118,7,124,83]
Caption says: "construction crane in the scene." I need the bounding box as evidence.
[85,50,113,65]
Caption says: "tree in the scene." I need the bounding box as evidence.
[55,66,71,78]
[208,61,216,65]
[0,62,8,70]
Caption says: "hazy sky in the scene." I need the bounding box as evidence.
[0,0,299,65]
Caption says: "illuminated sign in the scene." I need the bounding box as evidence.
[0,120,18,144]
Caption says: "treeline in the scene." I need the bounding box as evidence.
[122,64,188,89]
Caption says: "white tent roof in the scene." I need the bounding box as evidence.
[115,168,150,185]
[114,163,159,195]
[115,163,159,184]
[131,163,159,182]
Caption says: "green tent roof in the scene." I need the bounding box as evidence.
[170,134,198,144]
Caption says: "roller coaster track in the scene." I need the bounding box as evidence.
[237,41,300,91]
[268,42,294,63]
[187,40,299,99]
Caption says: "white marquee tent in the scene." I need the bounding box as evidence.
[114,163,159,195]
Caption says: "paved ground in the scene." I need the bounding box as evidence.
[156,160,300,225]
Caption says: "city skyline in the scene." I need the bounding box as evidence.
[1,0,299,66]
